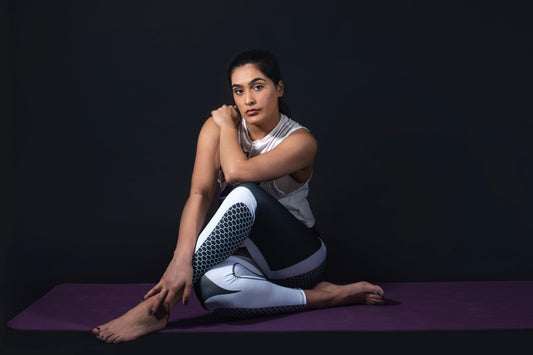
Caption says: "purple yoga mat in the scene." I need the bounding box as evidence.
[7,281,533,332]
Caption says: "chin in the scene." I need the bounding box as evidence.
[244,115,264,125]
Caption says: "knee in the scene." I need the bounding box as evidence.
[194,262,238,310]
[234,182,263,198]
[195,274,225,310]
[194,259,266,312]
[235,182,258,191]
[222,184,258,215]
[228,182,258,198]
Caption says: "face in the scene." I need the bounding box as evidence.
[231,63,284,127]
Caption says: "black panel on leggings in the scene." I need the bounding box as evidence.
[238,182,323,271]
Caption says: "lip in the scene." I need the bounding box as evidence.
[245,109,260,116]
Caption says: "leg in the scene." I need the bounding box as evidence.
[92,186,257,342]
[196,257,384,318]
[197,255,307,318]
[191,182,323,287]
[192,182,327,304]
[199,183,385,313]
[93,184,260,342]
[191,185,256,284]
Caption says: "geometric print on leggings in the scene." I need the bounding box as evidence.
[213,304,306,319]
[274,260,326,290]
[192,202,254,284]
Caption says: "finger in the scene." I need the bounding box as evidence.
[143,284,162,300]
[182,283,193,305]
[150,290,168,316]
[164,288,183,314]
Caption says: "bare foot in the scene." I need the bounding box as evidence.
[92,298,168,343]
[305,281,384,309]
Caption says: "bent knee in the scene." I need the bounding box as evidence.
[195,258,266,311]
[221,184,258,216]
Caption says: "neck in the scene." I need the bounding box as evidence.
[247,112,281,141]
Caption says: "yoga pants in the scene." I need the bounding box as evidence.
[192,182,326,318]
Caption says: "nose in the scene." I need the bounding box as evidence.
[244,90,255,106]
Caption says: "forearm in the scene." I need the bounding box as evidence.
[219,122,248,183]
[173,193,213,263]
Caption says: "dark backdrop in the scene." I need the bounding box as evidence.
[5,0,533,331]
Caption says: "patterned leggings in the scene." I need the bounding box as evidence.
[192,182,326,318]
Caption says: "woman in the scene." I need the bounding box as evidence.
[93,49,384,343]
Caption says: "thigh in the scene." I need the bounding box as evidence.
[235,183,327,285]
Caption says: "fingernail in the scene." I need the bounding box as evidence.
[381,299,384,304]
[378,291,382,296]
[96,327,100,330]
[149,310,153,316]
[140,297,145,301]
[184,300,188,306]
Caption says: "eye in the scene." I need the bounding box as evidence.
[234,89,243,95]
[253,85,263,91]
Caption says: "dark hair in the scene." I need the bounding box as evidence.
[227,49,292,117]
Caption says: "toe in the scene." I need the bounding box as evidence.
[108,333,121,344]
[374,286,385,299]
[367,294,380,303]
[92,327,102,334]
[97,329,113,342]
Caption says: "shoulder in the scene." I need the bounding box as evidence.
[198,116,220,139]
[285,128,317,150]
[282,115,317,146]
[271,128,317,160]
[194,117,221,154]
[201,116,219,132]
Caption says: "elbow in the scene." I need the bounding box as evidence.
[223,169,241,186]
[223,162,248,185]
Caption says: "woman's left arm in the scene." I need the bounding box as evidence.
[212,105,317,185]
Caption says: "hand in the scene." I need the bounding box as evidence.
[142,256,193,315]
[211,104,240,128]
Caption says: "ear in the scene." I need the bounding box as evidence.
[276,80,284,97]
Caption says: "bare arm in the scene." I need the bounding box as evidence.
[213,105,317,185]
[174,117,221,262]
[144,117,221,314]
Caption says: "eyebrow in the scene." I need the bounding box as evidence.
[231,77,266,88]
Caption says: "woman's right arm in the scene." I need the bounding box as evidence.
[143,117,221,315]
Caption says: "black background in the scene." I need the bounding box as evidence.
[4,0,533,353]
